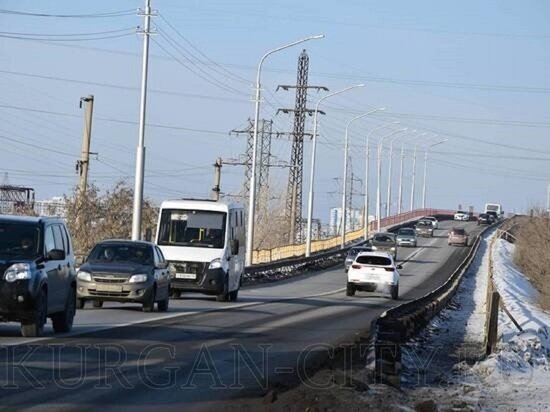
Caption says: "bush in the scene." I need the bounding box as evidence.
[64,181,158,257]
[513,213,550,310]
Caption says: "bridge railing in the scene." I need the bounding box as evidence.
[252,208,455,265]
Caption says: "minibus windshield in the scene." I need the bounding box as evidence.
[157,209,226,249]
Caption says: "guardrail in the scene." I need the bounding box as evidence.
[372,220,498,387]
[484,219,522,355]
[251,208,456,265]
[244,211,454,283]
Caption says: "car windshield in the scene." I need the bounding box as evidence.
[88,243,153,265]
[397,228,415,236]
[451,229,466,235]
[0,222,41,258]
[457,211,467,214]
[417,221,432,227]
[356,255,392,266]
[479,214,488,218]
[157,209,227,248]
[372,234,395,244]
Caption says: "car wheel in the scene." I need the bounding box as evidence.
[157,296,169,312]
[143,287,156,312]
[216,276,230,302]
[390,284,399,300]
[229,287,239,302]
[52,286,76,333]
[21,289,47,338]
[76,298,85,309]
[92,300,103,309]
[170,289,181,299]
[346,283,356,297]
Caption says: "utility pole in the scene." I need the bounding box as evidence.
[131,0,152,241]
[277,50,328,244]
[212,157,222,201]
[77,95,94,196]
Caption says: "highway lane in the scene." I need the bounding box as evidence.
[0,219,483,409]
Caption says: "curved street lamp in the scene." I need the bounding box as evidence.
[245,34,324,266]
[340,107,385,248]
[305,84,365,257]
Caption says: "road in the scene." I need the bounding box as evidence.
[0,219,482,410]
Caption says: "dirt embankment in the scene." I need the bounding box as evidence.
[512,214,550,311]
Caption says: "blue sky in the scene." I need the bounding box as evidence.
[1,0,549,223]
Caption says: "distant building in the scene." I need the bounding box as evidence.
[328,207,366,236]
[35,196,66,217]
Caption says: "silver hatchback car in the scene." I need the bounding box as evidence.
[396,227,418,247]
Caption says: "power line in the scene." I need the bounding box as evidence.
[157,12,250,85]
[0,69,248,104]
[153,33,249,96]
[0,32,136,42]
[0,8,136,18]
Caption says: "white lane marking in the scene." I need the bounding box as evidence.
[1,287,347,347]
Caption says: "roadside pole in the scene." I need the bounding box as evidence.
[212,157,222,201]
[78,95,94,196]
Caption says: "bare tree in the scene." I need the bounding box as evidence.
[64,181,158,258]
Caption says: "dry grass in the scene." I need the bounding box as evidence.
[513,213,550,311]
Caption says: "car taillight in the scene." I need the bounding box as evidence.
[351,264,362,269]
[384,268,395,272]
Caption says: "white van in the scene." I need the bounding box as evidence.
[155,199,245,302]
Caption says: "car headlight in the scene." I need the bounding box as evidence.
[390,247,396,251]
[77,271,92,282]
[129,274,148,283]
[371,245,377,250]
[4,263,32,283]
[209,258,222,269]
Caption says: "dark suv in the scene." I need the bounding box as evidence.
[0,215,77,337]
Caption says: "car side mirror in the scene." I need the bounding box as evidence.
[396,264,403,270]
[47,249,65,261]
[155,261,168,270]
[230,239,239,256]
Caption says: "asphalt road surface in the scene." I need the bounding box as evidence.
[0,220,482,410]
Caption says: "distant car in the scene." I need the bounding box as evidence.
[448,228,469,246]
[477,213,493,225]
[415,220,434,237]
[346,251,402,299]
[76,240,171,312]
[454,211,470,221]
[370,232,397,260]
[424,216,439,229]
[0,215,77,337]
[344,246,373,272]
[396,228,417,247]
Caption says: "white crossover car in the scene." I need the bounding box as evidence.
[454,211,470,221]
[346,251,402,299]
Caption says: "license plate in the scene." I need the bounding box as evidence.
[95,284,123,292]
[176,273,196,280]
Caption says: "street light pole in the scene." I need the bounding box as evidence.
[305,84,365,257]
[410,144,418,211]
[377,128,407,231]
[397,132,426,215]
[131,0,152,241]
[340,108,385,249]
[245,34,324,267]
[422,139,446,209]
[363,121,398,240]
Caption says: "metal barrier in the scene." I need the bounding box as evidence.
[484,219,522,355]
[372,220,497,387]
[251,208,455,265]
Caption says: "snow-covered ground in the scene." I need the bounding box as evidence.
[402,230,550,411]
